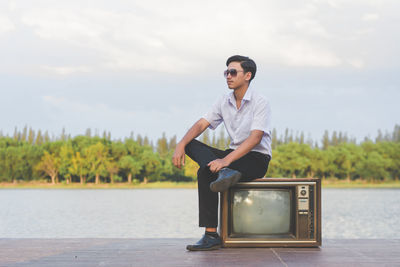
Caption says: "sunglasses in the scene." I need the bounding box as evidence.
[224,69,244,78]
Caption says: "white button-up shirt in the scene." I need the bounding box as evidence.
[202,87,272,156]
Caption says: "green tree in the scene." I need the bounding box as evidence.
[69,151,89,183]
[125,139,142,156]
[308,149,328,178]
[275,143,311,178]
[28,128,35,144]
[140,148,161,183]
[105,159,119,183]
[299,131,305,145]
[211,133,216,147]
[110,141,127,164]
[35,130,44,145]
[143,136,150,146]
[331,131,338,146]
[85,142,108,184]
[375,142,400,180]
[201,129,211,146]
[35,151,60,184]
[322,130,329,150]
[17,144,42,182]
[21,125,28,142]
[271,128,278,149]
[217,128,227,150]
[393,124,400,142]
[136,134,143,146]
[43,131,50,143]
[119,155,143,183]
[13,127,20,142]
[59,144,74,183]
[3,146,22,183]
[169,135,177,151]
[157,132,169,158]
[355,151,391,182]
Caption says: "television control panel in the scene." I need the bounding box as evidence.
[298,185,309,198]
[297,185,309,213]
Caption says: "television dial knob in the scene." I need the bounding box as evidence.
[300,190,307,196]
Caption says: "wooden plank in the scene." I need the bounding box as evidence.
[0,239,399,267]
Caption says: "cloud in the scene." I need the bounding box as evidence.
[16,0,357,74]
[40,93,210,141]
[277,40,342,67]
[362,13,379,22]
[0,14,15,34]
[347,59,365,69]
[40,65,92,75]
[42,95,135,118]
[0,0,395,77]
[0,0,397,145]
[294,18,333,39]
[41,95,175,136]
[20,7,196,74]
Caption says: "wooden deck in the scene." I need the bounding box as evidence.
[1,238,399,266]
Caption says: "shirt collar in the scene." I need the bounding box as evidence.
[228,86,253,105]
[243,86,253,101]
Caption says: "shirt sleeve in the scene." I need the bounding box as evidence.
[250,98,271,135]
[202,97,224,130]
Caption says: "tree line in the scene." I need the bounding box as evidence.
[0,125,399,184]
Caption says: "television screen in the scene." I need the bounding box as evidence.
[232,189,291,235]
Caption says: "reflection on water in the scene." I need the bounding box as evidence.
[0,189,203,238]
[0,188,399,238]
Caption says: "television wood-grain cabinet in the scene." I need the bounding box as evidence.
[219,178,321,247]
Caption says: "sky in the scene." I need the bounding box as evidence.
[0,0,399,144]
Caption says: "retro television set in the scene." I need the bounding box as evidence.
[219,178,321,247]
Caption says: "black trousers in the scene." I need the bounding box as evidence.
[185,139,271,227]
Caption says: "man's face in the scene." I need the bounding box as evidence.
[225,62,251,90]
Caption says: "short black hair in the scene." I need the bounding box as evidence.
[226,55,257,83]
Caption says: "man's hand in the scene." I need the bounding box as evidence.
[207,158,231,173]
[172,143,186,169]
[171,118,210,169]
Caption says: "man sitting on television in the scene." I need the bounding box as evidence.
[172,55,272,251]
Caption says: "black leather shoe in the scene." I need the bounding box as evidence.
[186,233,222,251]
[210,168,242,192]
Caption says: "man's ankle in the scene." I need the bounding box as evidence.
[205,231,219,238]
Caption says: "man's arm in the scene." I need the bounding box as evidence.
[172,118,210,169]
[207,130,264,173]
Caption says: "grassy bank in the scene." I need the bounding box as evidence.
[1,179,400,189]
[0,181,198,189]
[321,178,400,188]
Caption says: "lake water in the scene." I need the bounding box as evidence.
[0,189,399,239]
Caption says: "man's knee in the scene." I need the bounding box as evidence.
[184,139,201,154]
[197,166,210,179]
[197,166,217,185]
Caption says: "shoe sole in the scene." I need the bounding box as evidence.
[186,244,221,251]
[210,172,241,192]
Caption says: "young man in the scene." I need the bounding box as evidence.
[172,55,272,251]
